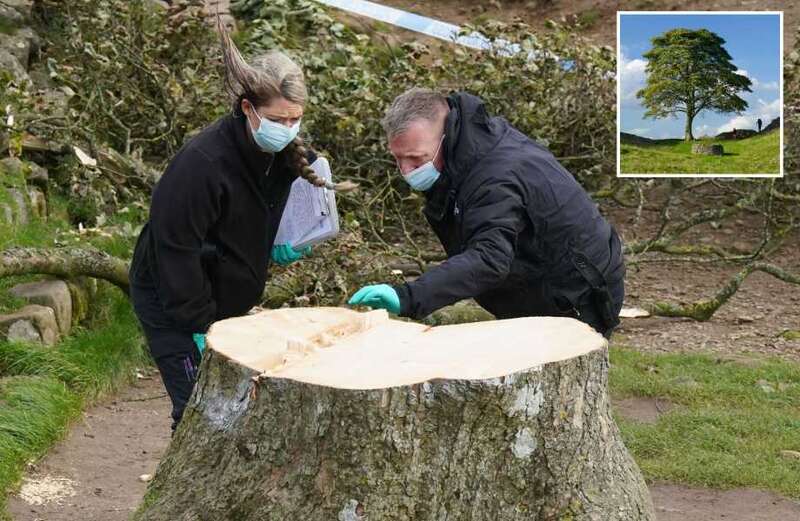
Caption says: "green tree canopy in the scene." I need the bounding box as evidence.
[636,28,752,141]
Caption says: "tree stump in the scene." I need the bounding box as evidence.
[691,143,724,155]
[135,307,655,521]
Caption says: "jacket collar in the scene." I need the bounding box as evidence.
[423,92,507,221]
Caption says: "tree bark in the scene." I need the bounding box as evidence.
[684,110,695,141]
[0,247,129,293]
[135,308,655,521]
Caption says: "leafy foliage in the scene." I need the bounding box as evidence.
[221,0,620,304]
[232,0,616,243]
[33,0,226,160]
[636,28,752,141]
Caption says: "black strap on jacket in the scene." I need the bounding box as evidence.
[571,251,621,331]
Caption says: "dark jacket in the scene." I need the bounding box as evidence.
[393,92,625,324]
[129,113,314,333]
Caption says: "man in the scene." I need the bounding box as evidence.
[348,89,625,338]
[757,118,763,133]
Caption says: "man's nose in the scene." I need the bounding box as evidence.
[396,160,413,176]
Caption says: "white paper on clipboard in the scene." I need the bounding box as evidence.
[274,157,339,250]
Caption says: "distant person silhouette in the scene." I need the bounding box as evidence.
[732,127,737,139]
[757,118,763,133]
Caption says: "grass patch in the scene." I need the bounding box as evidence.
[619,131,780,175]
[576,8,600,29]
[0,375,82,520]
[609,346,800,498]
[0,286,148,517]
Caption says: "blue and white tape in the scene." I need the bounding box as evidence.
[313,0,518,53]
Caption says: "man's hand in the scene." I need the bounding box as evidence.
[348,284,400,314]
[271,243,312,266]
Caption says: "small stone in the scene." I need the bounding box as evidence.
[0,48,30,85]
[138,474,153,483]
[619,307,650,318]
[10,280,73,335]
[7,319,41,343]
[756,379,775,393]
[3,0,34,18]
[737,315,755,324]
[25,161,49,186]
[691,143,724,155]
[0,305,59,345]
[27,187,46,220]
[780,450,800,460]
[5,187,29,225]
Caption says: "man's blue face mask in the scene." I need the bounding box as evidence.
[248,102,301,153]
[403,134,445,191]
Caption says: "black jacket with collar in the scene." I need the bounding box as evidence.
[129,113,315,333]
[393,92,625,321]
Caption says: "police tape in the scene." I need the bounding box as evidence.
[311,0,579,71]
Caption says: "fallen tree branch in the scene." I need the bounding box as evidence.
[646,261,800,321]
[0,247,130,294]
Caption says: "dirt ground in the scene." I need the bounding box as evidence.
[6,373,171,521]
[605,192,800,362]
[381,0,798,52]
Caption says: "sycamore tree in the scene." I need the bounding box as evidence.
[636,28,752,141]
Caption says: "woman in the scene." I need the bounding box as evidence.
[128,26,326,433]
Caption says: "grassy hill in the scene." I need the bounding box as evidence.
[619,130,781,175]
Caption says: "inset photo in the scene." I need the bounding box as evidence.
[617,11,782,177]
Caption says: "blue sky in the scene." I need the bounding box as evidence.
[619,13,781,139]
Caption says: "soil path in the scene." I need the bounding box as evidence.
[6,373,171,521]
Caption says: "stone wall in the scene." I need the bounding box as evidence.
[1,1,99,346]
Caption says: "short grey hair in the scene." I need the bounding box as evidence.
[382,88,448,138]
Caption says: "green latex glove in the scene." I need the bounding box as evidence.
[192,333,206,355]
[271,243,312,266]
[348,284,400,315]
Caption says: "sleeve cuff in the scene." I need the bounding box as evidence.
[392,283,412,318]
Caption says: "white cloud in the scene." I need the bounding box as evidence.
[696,124,711,137]
[734,68,778,91]
[715,97,781,134]
[759,81,779,91]
[630,127,650,135]
[619,51,648,107]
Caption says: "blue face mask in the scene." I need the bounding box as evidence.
[249,105,301,153]
[403,135,445,191]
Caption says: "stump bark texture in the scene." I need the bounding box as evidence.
[135,308,654,521]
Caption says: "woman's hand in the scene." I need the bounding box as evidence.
[192,333,206,355]
[271,243,312,266]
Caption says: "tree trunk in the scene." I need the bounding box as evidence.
[684,111,695,141]
[135,308,654,521]
[0,247,129,293]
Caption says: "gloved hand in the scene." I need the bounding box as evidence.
[348,284,400,315]
[192,333,206,355]
[271,243,312,266]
